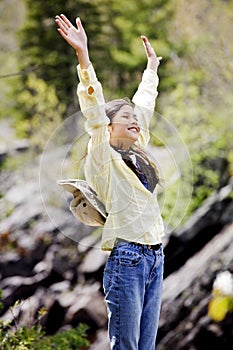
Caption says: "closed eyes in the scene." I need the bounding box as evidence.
[121,114,138,122]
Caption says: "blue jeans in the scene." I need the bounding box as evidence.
[103,241,164,350]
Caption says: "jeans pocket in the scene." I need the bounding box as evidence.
[119,248,144,267]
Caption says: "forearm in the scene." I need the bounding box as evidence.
[132,69,159,147]
[132,69,159,109]
[77,64,105,107]
[77,64,108,133]
[76,48,91,70]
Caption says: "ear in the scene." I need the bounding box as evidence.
[108,124,112,135]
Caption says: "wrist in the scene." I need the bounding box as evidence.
[147,57,161,72]
[76,50,91,69]
[147,62,159,72]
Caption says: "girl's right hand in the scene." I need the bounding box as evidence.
[55,14,90,68]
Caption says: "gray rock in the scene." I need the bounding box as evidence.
[157,223,233,349]
[89,330,110,350]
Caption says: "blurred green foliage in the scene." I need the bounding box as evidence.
[0,320,89,350]
[15,72,65,149]
[0,299,89,349]
[159,0,233,213]
[14,0,172,104]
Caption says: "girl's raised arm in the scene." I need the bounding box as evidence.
[55,14,91,69]
[131,36,161,148]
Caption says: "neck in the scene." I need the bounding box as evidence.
[110,139,134,150]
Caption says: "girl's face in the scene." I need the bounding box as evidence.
[108,105,140,149]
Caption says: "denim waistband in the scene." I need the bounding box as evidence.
[114,238,162,251]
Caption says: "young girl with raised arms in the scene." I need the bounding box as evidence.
[55,13,165,350]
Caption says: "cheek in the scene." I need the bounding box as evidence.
[110,124,123,135]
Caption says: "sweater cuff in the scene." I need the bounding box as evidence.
[77,63,98,85]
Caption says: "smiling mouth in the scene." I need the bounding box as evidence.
[128,126,140,133]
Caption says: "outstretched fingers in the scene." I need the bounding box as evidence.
[55,15,69,35]
[55,14,77,36]
[75,17,83,31]
[55,14,89,62]
[60,14,72,29]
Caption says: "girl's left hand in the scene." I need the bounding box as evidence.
[141,35,162,71]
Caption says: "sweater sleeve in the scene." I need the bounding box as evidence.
[77,63,109,134]
[132,68,159,148]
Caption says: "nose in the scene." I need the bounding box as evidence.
[130,115,138,124]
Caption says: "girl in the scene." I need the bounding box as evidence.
[55,14,165,350]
